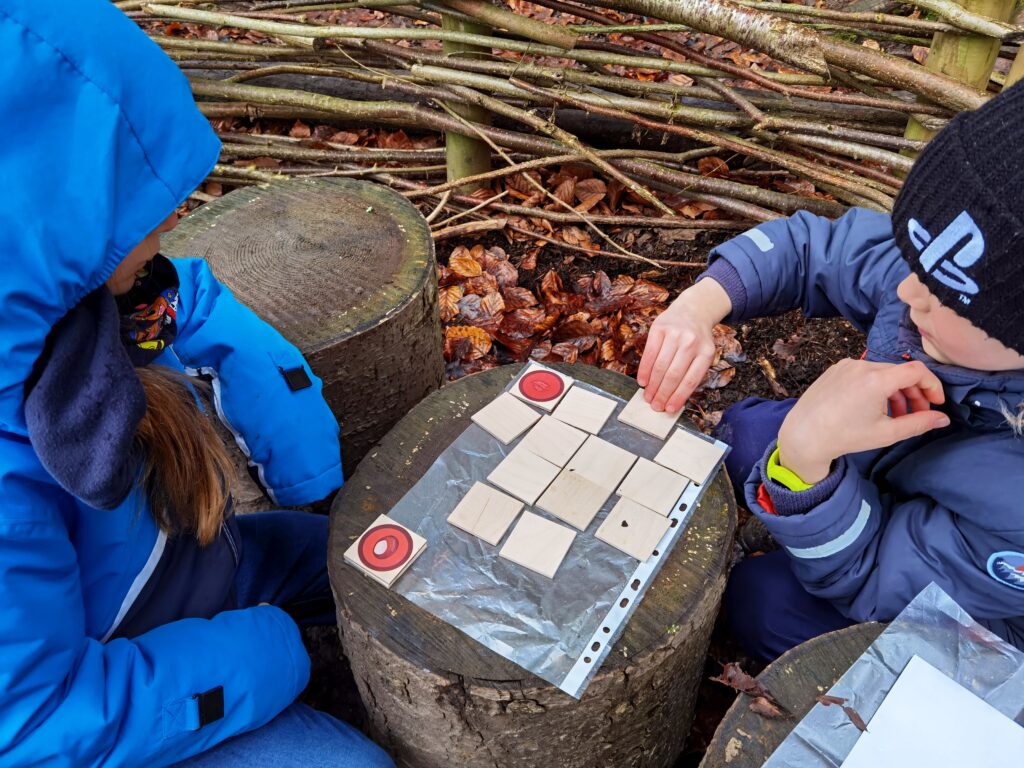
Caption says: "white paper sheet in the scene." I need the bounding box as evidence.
[842,655,1024,767]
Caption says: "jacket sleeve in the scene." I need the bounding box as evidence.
[743,445,1024,626]
[0,491,310,766]
[171,257,344,506]
[700,207,909,333]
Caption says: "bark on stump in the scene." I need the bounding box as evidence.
[699,622,885,768]
[162,178,443,512]
[329,363,738,768]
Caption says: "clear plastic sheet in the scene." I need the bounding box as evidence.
[764,582,1024,767]
[383,369,728,698]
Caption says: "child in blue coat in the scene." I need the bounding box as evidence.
[0,1,393,765]
[639,79,1024,661]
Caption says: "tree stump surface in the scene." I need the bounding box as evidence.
[162,178,443,510]
[329,363,738,768]
[699,622,885,768]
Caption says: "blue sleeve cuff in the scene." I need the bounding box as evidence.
[697,258,748,323]
[756,441,845,516]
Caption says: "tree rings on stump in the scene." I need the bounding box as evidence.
[162,178,443,510]
[329,363,738,768]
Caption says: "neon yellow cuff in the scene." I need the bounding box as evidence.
[766,446,815,491]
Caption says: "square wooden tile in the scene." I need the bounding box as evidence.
[471,392,541,444]
[509,362,574,412]
[487,444,561,505]
[596,497,671,561]
[499,511,576,578]
[564,435,637,491]
[536,468,613,530]
[551,386,618,434]
[518,415,587,467]
[344,514,427,588]
[654,428,726,484]
[447,482,523,545]
[617,388,680,440]
[616,457,690,517]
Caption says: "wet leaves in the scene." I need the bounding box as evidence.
[710,662,790,719]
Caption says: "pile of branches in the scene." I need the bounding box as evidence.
[124,0,1022,264]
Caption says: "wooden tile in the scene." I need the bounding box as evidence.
[536,468,613,530]
[596,497,671,561]
[518,415,587,467]
[616,457,690,517]
[344,514,427,588]
[499,511,576,578]
[551,386,618,434]
[617,388,680,440]
[447,482,523,545]
[471,392,541,444]
[509,362,574,412]
[487,444,561,505]
[654,428,727,484]
[564,435,637,491]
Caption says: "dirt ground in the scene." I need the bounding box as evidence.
[304,225,868,765]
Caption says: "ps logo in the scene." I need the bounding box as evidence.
[907,211,985,302]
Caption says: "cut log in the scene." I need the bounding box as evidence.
[328,363,738,768]
[699,622,885,768]
[162,177,443,511]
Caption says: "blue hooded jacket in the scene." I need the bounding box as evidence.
[703,207,1024,648]
[0,1,344,764]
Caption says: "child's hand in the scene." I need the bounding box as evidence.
[778,359,950,483]
[637,279,732,414]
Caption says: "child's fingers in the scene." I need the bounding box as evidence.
[650,347,696,411]
[902,385,932,414]
[886,361,945,401]
[889,392,908,418]
[883,409,951,443]
[637,327,664,389]
[663,352,714,414]
[644,338,682,405]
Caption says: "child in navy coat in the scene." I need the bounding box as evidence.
[638,80,1024,661]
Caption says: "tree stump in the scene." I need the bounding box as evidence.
[162,178,443,511]
[699,622,885,768]
[329,363,738,768]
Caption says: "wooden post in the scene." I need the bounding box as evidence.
[440,13,492,190]
[905,0,1016,144]
[1006,44,1024,88]
[162,178,443,512]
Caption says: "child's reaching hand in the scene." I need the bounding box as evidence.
[637,278,732,414]
[777,359,951,483]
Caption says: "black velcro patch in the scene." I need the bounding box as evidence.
[195,686,224,728]
[281,366,312,392]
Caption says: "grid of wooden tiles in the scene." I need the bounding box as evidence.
[509,363,574,412]
[616,388,680,440]
[654,428,727,484]
[344,514,427,588]
[470,392,542,444]
[498,510,576,578]
[447,482,524,545]
[518,415,587,467]
[550,386,618,434]
[487,444,561,505]
[564,435,637,492]
[536,468,613,531]
[616,457,690,517]
[595,497,671,561]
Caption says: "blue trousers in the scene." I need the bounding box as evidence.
[714,398,854,663]
[176,512,394,768]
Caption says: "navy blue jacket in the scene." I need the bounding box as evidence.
[704,208,1024,648]
[0,1,343,764]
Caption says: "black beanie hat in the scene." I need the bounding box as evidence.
[891,79,1024,356]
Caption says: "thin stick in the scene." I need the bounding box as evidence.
[430,190,508,228]
[424,190,453,223]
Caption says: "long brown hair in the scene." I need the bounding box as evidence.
[134,366,234,545]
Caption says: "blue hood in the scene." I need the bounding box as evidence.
[0,0,219,433]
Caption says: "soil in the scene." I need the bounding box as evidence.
[303,224,868,765]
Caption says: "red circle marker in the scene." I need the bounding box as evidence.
[358,524,414,571]
[518,370,565,402]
